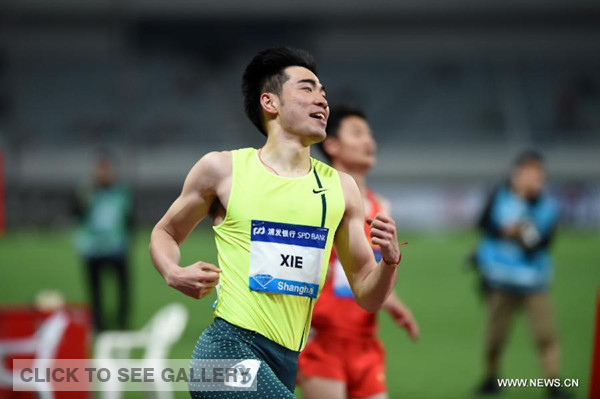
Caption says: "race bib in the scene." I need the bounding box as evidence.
[333,249,382,298]
[249,220,329,299]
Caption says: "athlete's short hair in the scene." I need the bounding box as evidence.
[242,47,317,136]
[319,104,367,162]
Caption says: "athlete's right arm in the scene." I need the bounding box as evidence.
[149,151,232,300]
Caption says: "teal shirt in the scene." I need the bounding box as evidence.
[476,186,559,292]
[74,185,132,258]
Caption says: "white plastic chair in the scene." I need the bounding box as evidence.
[0,311,69,399]
[94,303,188,399]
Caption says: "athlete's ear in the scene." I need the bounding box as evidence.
[322,137,340,159]
[260,93,279,116]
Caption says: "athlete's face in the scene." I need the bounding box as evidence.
[275,66,329,143]
[327,116,377,170]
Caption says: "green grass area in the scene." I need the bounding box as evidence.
[1,228,598,398]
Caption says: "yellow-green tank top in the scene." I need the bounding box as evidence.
[213,147,345,350]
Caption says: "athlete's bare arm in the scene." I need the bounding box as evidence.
[383,293,419,341]
[149,151,232,300]
[334,173,400,313]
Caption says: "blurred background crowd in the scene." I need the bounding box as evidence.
[1,0,599,230]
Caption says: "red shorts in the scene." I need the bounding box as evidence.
[298,331,386,398]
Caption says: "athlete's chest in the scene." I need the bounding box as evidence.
[232,182,326,224]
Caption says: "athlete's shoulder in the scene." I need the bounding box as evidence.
[335,170,354,187]
[230,147,256,157]
[311,156,339,178]
[183,151,232,191]
[197,150,232,174]
[336,171,362,212]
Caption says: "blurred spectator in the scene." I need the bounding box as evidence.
[474,151,570,399]
[73,153,133,332]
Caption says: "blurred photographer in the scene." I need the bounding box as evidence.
[475,150,569,399]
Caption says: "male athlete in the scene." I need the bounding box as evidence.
[298,105,419,399]
[149,48,403,398]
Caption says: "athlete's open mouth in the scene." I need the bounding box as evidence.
[309,112,326,121]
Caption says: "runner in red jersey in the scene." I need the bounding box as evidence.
[298,105,419,399]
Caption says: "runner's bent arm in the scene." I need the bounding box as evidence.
[334,173,400,313]
[149,151,231,299]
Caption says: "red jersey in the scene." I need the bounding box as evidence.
[310,188,383,338]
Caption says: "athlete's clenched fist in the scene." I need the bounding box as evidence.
[165,261,221,299]
[367,213,401,266]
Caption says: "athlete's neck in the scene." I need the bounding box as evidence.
[259,137,312,178]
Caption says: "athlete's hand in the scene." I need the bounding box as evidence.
[367,213,401,266]
[385,299,419,341]
[166,261,221,300]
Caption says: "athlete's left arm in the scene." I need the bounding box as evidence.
[383,292,419,341]
[334,173,400,313]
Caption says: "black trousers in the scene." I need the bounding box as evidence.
[85,255,129,332]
